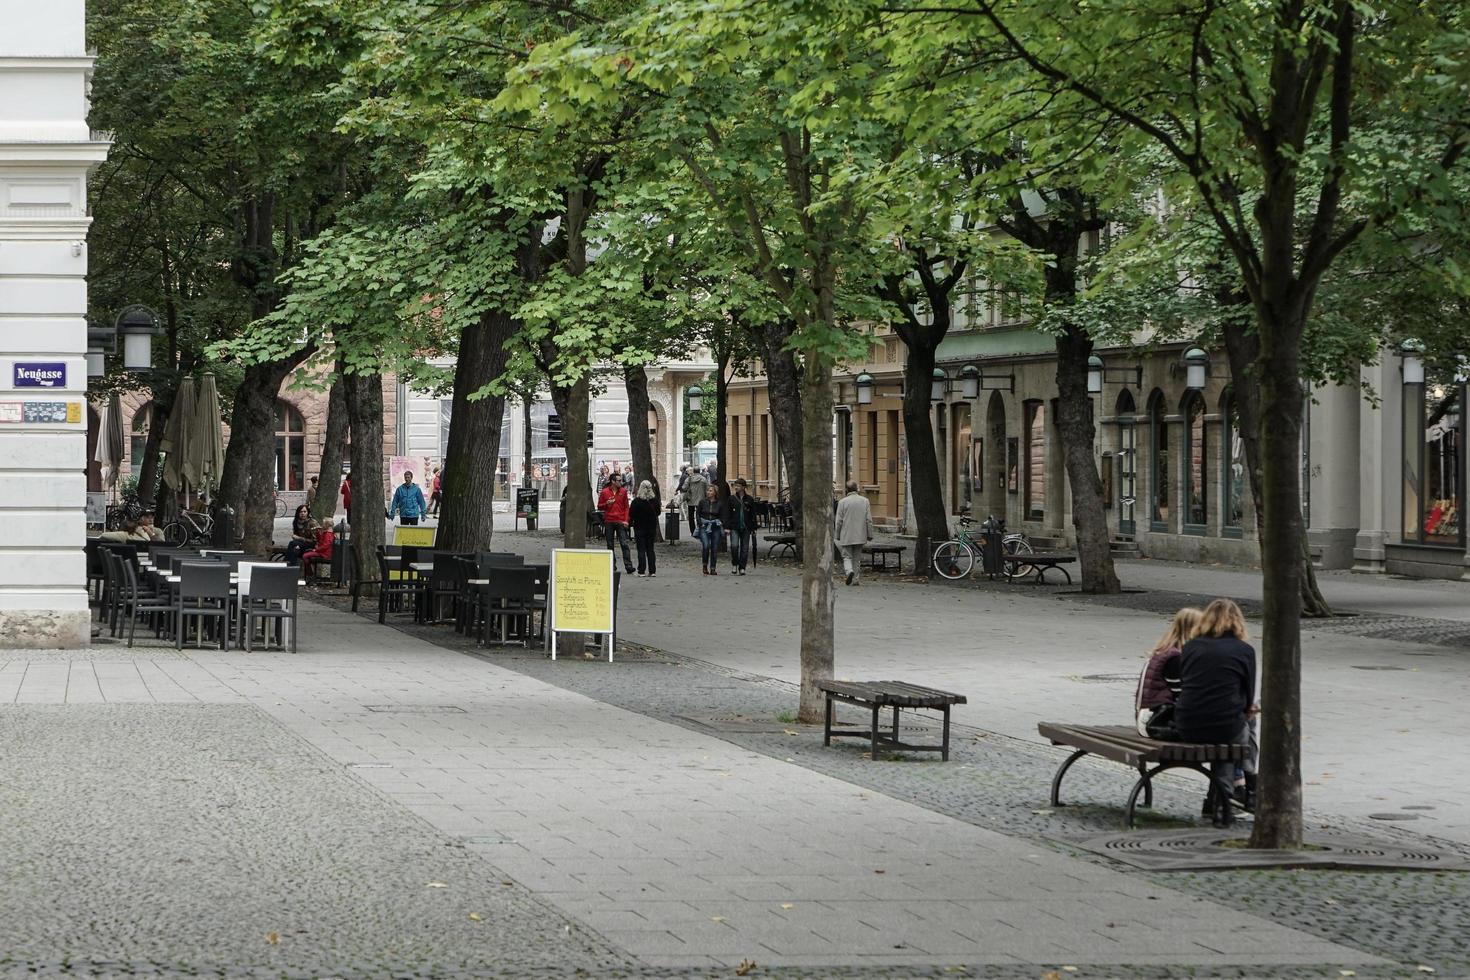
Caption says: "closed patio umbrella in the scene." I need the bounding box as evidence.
[160,376,196,493]
[94,391,124,490]
[193,372,226,499]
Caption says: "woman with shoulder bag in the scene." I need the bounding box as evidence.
[1135,607,1200,738]
[1173,598,1259,827]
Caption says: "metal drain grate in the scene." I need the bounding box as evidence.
[363,704,466,714]
[1064,828,1470,871]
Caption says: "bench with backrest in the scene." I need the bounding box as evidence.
[1038,722,1248,827]
[818,681,967,761]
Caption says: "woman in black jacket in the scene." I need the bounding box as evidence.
[1174,597,1258,826]
[629,480,660,577]
[283,505,315,565]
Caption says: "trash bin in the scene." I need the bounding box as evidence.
[212,505,235,549]
[980,526,1004,577]
[664,506,681,542]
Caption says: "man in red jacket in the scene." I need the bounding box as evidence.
[596,471,635,573]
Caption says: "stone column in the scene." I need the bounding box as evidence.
[1307,377,1362,569]
[0,0,108,647]
[1353,357,1400,573]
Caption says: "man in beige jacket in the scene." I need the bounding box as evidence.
[833,480,873,586]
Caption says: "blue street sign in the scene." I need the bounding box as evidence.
[13,362,67,388]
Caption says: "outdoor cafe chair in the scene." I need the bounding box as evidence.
[240,564,300,653]
[476,551,523,567]
[376,550,419,623]
[476,566,537,647]
[175,562,232,651]
[424,561,463,625]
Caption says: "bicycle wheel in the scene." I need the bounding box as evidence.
[1005,536,1037,579]
[931,541,974,580]
[275,497,288,518]
[162,521,189,546]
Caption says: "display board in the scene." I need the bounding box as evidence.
[549,548,615,661]
[392,525,437,547]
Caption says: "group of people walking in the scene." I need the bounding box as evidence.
[1135,598,1259,827]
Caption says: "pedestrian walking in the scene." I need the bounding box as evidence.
[597,471,636,573]
[727,478,755,574]
[630,480,660,576]
[694,484,723,575]
[340,473,352,525]
[685,465,709,534]
[387,470,428,525]
[305,476,319,512]
[833,480,873,585]
[428,467,443,515]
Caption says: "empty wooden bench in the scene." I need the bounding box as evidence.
[820,681,967,761]
[863,544,906,572]
[1039,722,1248,827]
[1003,553,1076,583]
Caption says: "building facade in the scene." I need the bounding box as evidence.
[0,0,108,646]
[724,316,1467,580]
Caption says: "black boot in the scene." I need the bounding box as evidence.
[1234,773,1257,813]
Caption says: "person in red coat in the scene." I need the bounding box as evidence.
[596,471,635,573]
[340,473,353,525]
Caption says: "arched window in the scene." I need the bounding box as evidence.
[130,402,155,474]
[1148,391,1169,529]
[1221,390,1244,533]
[1183,391,1208,531]
[275,401,306,491]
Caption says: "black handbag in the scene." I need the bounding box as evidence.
[1144,703,1178,741]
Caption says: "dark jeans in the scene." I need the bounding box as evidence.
[605,521,634,570]
[400,515,420,525]
[729,527,751,569]
[283,539,311,565]
[687,504,698,534]
[634,527,657,574]
[697,520,722,571]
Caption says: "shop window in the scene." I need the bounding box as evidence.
[1023,399,1045,520]
[130,402,154,473]
[1148,391,1169,530]
[1221,392,1244,535]
[1403,376,1464,546]
[1183,392,1207,532]
[952,403,972,514]
[274,401,305,491]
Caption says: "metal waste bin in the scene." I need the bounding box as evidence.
[980,527,1004,577]
[664,507,681,542]
[212,505,235,548]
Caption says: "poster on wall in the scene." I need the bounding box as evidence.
[1006,438,1019,493]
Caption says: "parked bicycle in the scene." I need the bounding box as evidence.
[931,513,1035,580]
[162,509,215,546]
[273,490,288,518]
[104,500,143,531]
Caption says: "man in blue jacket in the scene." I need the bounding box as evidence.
[388,470,428,525]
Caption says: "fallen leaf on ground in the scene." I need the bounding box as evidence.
[265,932,280,945]
[1041,972,1061,980]
[783,730,799,736]
[468,913,483,922]
[1417,968,1435,974]
[710,916,726,923]
[1339,971,1356,977]
[873,869,886,875]
[1063,968,1078,973]
[426,882,448,889]
[735,960,757,976]
[780,903,794,909]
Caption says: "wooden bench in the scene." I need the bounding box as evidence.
[765,532,797,559]
[1038,722,1248,827]
[1003,552,1076,584]
[820,681,967,761]
[862,544,906,572]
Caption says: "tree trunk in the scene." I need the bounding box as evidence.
[624,364,654,489]
[758,321,803,526]
[310,367,349,524]
[1250,312,1307,850]
[343,371,385,598]
[796,356,835,722]
[136,391,171,514]
[715,346,730,483]
[435,310,513,553]
[1220,319,1332,617]
[900,339,950,553]
[218,352,310,553]
[1054,324,1121,593]
[552,375,591,549]
[522,395,533,490]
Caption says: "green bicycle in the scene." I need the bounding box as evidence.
[932,514,1035,580]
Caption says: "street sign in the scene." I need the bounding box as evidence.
[13,362,66,388]
[549,548,614,662]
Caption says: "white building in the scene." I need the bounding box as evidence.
[394,357,715,503]
[0,0,108,646]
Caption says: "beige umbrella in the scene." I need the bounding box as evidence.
[193,372,226,499]
[160,375,196,493]
[93,391,125,490]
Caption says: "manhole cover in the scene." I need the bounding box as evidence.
[1065,828,1468,871]
[1369,812,1421,821]
[1351,665,1407,671]
[364,705,466,714]
[1071,674,1138,683]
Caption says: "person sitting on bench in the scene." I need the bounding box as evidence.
[1171,598,1259,827]
[1134,606,1200,738]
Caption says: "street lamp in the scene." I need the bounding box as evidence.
[1399,340,1425,386]
[117,305,161,372]
[687,383,704,412]
[930,368,948,402]
[958,364,980,399]
[1183,347,1209,390]
[1087,355,1103,394]
[85,324,116,379]
[855,371,874,406]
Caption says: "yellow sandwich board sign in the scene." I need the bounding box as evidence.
[549,548,615,661]
[392,525,437,547]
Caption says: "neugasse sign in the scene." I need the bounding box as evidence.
[13,362,66,388]
[549,548,615,661]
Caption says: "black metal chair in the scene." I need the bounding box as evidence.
[377,548,419,623]
[424,561,463,624]
[175,562,232,650]
[241,564,300,652]
[477,567,537,647]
